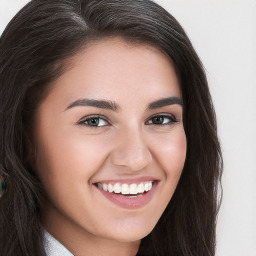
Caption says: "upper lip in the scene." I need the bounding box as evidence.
[93,176,159,185]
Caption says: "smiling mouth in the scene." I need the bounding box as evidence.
[95,181,154,197]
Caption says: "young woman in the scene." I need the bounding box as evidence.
[0,0,222,255]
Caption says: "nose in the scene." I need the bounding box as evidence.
[110,129,153,171]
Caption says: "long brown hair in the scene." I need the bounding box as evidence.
[0,0,222,255]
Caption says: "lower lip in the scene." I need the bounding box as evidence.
[96,183,157,209]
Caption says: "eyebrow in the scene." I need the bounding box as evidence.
[66,96,182,111]
[147,97,183,110]
[66,99,120,111]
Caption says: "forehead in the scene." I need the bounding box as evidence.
[46,37,181,107]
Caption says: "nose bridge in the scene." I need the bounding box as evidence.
[111,125,152,171]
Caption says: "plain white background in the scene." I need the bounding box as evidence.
[1,1,255,255]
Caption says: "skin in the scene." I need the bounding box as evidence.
[32,37,187,256]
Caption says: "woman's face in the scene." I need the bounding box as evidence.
[33,37,186,252]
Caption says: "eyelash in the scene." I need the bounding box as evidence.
[147,114,178,126]
[77,114,178,128]
[77,115,109,128]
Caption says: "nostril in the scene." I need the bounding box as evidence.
[111,147,152,171]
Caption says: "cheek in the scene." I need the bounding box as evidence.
[34,126,112,185]
[33,119,115,190]
[34,129,113,216]
[152,129,187,178]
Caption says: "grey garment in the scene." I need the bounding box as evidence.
[43,230,74,256]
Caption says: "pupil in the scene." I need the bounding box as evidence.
[89,118,99,126]
[153,116,164,124]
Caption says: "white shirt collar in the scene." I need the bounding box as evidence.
[43,229,74,256]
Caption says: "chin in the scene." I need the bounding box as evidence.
[105,223,155,243]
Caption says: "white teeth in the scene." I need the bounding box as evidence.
[144,182,149,192]
[129,184,137,194]
[103,183,108,191]
[97,181,154,195]
[137,183,144,193]
[114,183,121,193]
[121,184,129,194]
[148,181,152,190]
[108,184,114,193]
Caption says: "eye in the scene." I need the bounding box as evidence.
[147,114,178,125]
[77,115,109,127]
